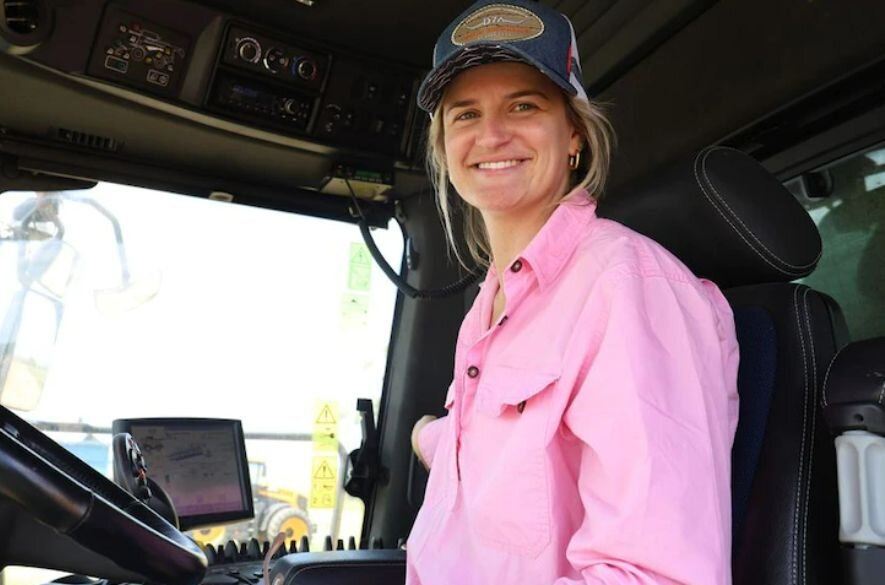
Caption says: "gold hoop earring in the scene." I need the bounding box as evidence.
[568,150,581,171]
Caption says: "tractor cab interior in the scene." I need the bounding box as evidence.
[1,1,884,585]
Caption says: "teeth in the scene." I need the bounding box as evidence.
[476,159,521,170]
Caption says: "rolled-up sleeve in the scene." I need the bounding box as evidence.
[558,272,738,585]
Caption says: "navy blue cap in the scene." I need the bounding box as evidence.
[417,0,588,112]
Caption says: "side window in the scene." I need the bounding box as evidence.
[788,144,885,340]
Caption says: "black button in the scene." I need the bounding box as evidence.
[511,260,523,272]
[467,366,479,378]
[498,315,508,326]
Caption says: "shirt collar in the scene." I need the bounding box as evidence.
[484,187,598,291]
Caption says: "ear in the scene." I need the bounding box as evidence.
[568,124,584,156]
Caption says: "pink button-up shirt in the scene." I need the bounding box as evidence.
[406,192,739,585]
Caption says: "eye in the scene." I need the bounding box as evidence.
[513,102,538,113]
[453,110,478,121]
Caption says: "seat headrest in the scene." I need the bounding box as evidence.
[598,146,821,288]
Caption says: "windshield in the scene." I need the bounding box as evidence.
[0,182,403,565]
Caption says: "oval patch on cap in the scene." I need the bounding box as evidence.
[451,4,544,46]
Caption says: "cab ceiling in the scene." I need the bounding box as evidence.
[1,0,884,203]
[194,0,716,91]
[0,0,719,202]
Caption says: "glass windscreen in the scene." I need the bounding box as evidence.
[0,182,403,567]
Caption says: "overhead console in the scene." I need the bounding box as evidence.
[0,0,424,167]
[209,25,328,134]
[206,23,416,158]
[87,4,193,98]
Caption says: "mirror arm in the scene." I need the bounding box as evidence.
[68,195,131,285]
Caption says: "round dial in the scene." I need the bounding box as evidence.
[282,98,299,116]
[235,37,261,64]
[295,58,318,81]
[263,47,286,73]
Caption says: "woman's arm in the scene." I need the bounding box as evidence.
[412,415,444,470]
[556,272,739,584]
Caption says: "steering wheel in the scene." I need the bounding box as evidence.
[0,405,207,585]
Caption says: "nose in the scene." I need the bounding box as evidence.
[474,111,511,149]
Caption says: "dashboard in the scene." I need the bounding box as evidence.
[0,403,407,585]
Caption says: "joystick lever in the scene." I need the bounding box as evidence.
[344,398,386,503]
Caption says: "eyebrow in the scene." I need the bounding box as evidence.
[444,89,552,115]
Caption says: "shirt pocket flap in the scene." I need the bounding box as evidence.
[477,366,560,417]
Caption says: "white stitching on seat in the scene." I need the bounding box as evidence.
[699,147,820,272]
[692,154,797,278]
[792,285,810,585]
[821,345,845,409]
[800,287,816,584]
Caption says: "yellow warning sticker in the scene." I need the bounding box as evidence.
[309,455,338,509]
[313,401,339,453]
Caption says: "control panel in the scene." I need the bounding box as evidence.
[207,24,328,139]
[220,26,328,93]
[313,59,417,157]
[200,537,402,585]
[210,72,315,132]
[83,10,421,162]
[87,4,190,98]
[207,23,420,159]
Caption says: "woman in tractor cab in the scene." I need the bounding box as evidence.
[408,1,739,584]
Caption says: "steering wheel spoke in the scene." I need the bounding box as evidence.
[0,405,207,585]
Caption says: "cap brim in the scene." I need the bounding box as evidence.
[417,44,578,113]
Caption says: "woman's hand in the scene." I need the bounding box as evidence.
[411,415,438,470]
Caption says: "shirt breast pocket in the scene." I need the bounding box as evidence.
[464,365,560,557]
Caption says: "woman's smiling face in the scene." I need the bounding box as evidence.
[441,62,582,220]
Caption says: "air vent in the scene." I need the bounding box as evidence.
[3,0,40,35]
[54,128,122,153]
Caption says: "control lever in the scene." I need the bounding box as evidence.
[111,432,180,527]
[344,398,387,503]
[112,433,152,501]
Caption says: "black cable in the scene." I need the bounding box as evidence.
[343,178,480,300]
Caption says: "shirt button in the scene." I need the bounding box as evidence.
[510,260,523,273]
[467,366,479,378]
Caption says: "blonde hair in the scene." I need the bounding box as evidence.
[426,93,614,269]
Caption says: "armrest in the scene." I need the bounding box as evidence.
[823,337,885,435]
[822,337,885,584]
[269,549,405,585]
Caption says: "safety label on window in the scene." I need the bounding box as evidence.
[313,400,339,452]
[310,455,338,509]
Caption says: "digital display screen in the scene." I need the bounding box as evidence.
[113,418,253,530]
[231,84,261,99]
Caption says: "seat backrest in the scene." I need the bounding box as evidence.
[727,284,844,585]
[599,146,846,584]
